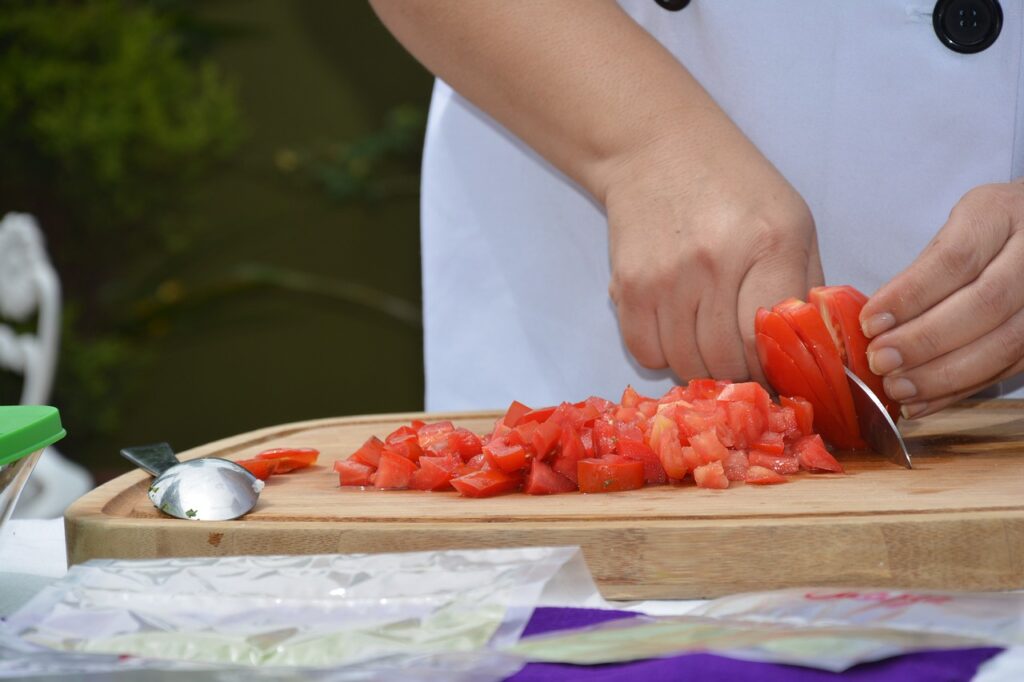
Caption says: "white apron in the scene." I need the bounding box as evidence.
[421,0,1024,410]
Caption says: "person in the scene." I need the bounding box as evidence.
[370,0,1024,419]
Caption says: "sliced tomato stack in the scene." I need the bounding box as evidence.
[237,447,320,480]
[755,285,898,449]
[336,380,843,498]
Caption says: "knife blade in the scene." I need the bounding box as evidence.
[844,367,912,468]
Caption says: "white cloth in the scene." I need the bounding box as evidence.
[421,0,1024,410]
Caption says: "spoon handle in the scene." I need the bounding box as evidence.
[120,442,180,477]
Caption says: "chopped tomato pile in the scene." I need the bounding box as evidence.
[237,447,320,480]
[755,285,898,449]
[336,380,843,498]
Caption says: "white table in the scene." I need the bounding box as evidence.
[1,518,1021,681]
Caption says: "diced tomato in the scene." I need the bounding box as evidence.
[619,438,668,484]
[454,453,487,478]
[255,448,319,472]
[649,413,678,453]
[350,436,385,468]
[689,430,729,464]
[724,400,764,450]
[531,419,561,461]
[502,400,533,427]
[583,395,616,413]
[637,400,658,419]
[693,461,729,489]
[794,434,845,473]
[237,458,277,480]
[657,431,688,480]
[483,440,530,473]
[748,450,800,475]
[620,385,642,408]
[553,424,586,483]
[722,450,750,482]
[518,405,557,425]
[373,451,418,489]
[571,402,601,428]
[745,465,788,485]
[417,421,454,449]
[410,455,459,491]
[409,419,426,432]
[614,406,639,423]
[768,404,801,439]
[385,428,422,462]
[577,457,645,493]
[593,418,618,456]
[334,459,373,486]
[681,445,702,471]
[781,396,814,436]
[687,378,721,400]
[450,468,522,498]
[524,460,577,495]
[447,428,483,460]
[512,420,538,447]
[752,431,785,455]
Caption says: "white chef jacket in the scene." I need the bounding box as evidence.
[420,0,1024,410]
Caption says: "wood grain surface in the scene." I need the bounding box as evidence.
[65,400,1024,599]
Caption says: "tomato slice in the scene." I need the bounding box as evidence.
[693,461,729,489]
[794,434,845,473]
[237,458,277,480]
[450,468,522,497]
[810,285,900,421]
[334,459,373,486]
[773,299,863,449]
[523,459,577,495]
[577,457,645,493]
[255,447,319,472]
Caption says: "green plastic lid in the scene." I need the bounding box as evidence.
[0,406,66,466]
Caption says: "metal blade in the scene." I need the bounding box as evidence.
[844,367,912,468]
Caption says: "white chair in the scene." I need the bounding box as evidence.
[0,213,93,518]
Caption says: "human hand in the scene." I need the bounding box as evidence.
[860,180,1024,419]
[602,127,823,383]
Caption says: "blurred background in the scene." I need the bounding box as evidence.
[0,0,433,485]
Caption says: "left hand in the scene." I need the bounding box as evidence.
[859,179,1024,419]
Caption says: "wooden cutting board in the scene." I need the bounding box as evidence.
[65,400,1024,599]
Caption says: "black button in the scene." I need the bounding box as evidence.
[933,0,1002,53]
[655,0,690,11]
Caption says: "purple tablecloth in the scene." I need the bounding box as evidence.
[511,608,1002,682]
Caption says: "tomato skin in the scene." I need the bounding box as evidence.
[255,448,319,472]
[350,437,385,468]
[524,460,577,495]
[577,457,645,493]
[745,465,788,485]
[794,434,845,473]
[335,459,374,486]
[373,451,418,489]
[693,461,729,489]
[450,469,522,498]
[237,458,277,480]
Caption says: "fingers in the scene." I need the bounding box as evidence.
[613,292,668,370]
[880,305,1024,410]
[866,231,1024,375]
[695,265,747,381]
[860,184,1017,338]
[659,273,710,381]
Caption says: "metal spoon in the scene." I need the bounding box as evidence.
[844,367,912,468]
[120,442,264,520]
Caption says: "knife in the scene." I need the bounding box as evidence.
[844,367,912,468]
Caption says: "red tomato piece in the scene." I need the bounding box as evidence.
[453,453,487,478]
[512,420,539,447]
[722,450,750,482]
[373,451,418,489]
[409,455,459,491]
[693,461,729,489]
[483,440,530,473]
[657,431,688,480]
[681,445,702,471]
[350,436,385,468]
[334,459,374,486]
[619,438,668,484]
[687,378,721,400]
[781,396,815,436]
[620,385,642,408]
[409,419,426,432]
[237,458,277,480]
[794,434,845,473]
[531,419,561,461]
[689,430,729,464]
[524,460,577,495]
[745,465,788,485]
[450,468,522,498]
[518,405,557,425]
[417,421,455,449]
[447,428,483,460]
[593,418,618,456]
[553,424,586,483]
[570,402,601,429]
[577,457,645,493]
[637,400,658,419]
[748,450,800,475]
[256,448,319,473]
[502,400,533,427]
[385,428,422,462]
[752,431,785,455]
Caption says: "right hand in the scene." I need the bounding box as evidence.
[601,125,823,383]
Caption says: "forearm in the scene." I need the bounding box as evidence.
[370,0,748,204]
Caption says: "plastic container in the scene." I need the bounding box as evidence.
[0,406,66,530]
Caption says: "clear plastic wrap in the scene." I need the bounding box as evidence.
[1,546,602,679]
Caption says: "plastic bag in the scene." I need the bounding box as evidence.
[1,545,602,679]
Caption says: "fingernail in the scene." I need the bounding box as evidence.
[868,347,903,375]
[901,402,928,420]
[862,313,896,338]
[885,376,917,401]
